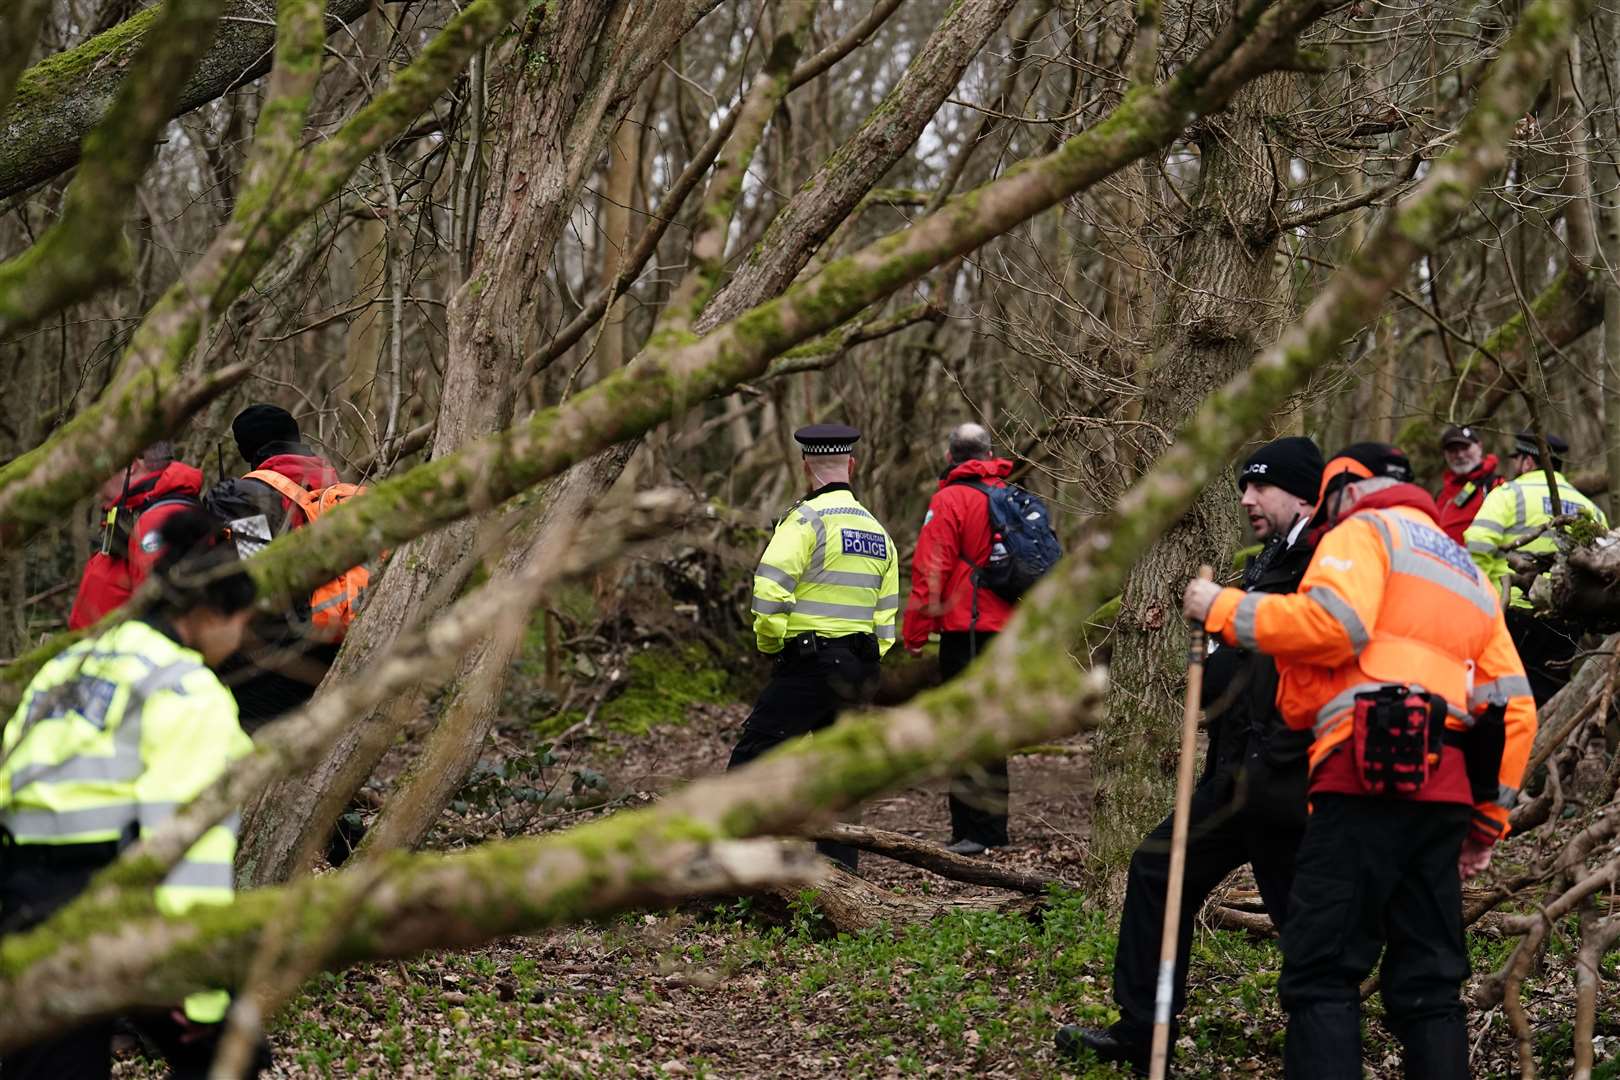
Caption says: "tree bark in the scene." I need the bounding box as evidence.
[1093,72,1298,869]
[690,0,1020,334]
[0,0,377,201]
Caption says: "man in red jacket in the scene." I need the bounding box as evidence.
[1434,424,1502,545]
[68,442,204,629]
[903,423,1016,854]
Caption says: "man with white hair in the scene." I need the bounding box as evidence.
[728,424,901,872]
[902,422,1019,854]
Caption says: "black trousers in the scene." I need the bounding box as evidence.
[727,636,880,872]
[0,847,270,1079]
[940,631,1009,847]
[1110,773,1304,1041]
[1505,608,1580,707]
[1279,794,1471,1080]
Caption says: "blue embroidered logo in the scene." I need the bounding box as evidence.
[1541,497,1590,517]
[1399,518,1476,579]
[841,528,888,559]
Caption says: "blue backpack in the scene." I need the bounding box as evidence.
[951,479,1062,603]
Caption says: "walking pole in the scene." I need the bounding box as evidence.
[1149,565,1214,1080]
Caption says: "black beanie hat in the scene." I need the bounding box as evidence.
[232,404,299,466]
[1237,436,1325,505]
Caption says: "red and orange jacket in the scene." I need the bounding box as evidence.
[1434,454,1503,545]
[68,462,205,629]
[1203,484,1536,845]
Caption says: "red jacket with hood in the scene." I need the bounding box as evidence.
[68,461,205,629]
[1435,454,1503,545]
[902,458,1016,652]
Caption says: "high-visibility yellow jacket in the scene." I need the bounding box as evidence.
[751,484,900,656]
[0,618,254,1022]
[1465,469,1607,607]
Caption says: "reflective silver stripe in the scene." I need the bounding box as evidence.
[1355,509,1395,551]
[310,592,351,615]
[751,598,794,615]
[1313,683,1384,736]
[220,811,242,837]
[804,568,883,589]
[1469,519,1507,534]
[1495,784,1519,808]
[10,753,143,791]
[793,599,876,620]
[819,507,875,520]
[1389,550,1497,617]
[875,625,896,640]
[1,803,141,837]
[797,505,828,571]
[754,563,798,591]
[1233,593,1263,650]
[162,859,235,890]
[1505,524,1542,536]
[137,801,182,829]
[1307,586,1369,654]
[1466,539,1499,555]
[1513,484,1527,529]
[875,594,901,611]
[1469,675,1533,709]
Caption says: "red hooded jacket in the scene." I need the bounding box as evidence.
[902,458,1016,651]
[68,461,205,629]
[1434,454,1503,545]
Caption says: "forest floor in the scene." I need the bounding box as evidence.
[115,634,1618,1079]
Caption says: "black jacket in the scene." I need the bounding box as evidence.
[1200,530,1315,824]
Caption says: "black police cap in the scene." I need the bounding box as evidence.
[794,423,861,456]
[1514,430,1569,458]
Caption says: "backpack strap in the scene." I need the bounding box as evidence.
[244,469,319,519]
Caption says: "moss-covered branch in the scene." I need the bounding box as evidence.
[0,0,52,121]
[0,0,229,338]
[0,0,376,201]
[0,0,528,546]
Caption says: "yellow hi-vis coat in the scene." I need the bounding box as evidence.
[0,618,254,1022]
[751,486,901,656]
[1465,469,1607,607]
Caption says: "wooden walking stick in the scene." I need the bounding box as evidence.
[1150,565,1214,1080]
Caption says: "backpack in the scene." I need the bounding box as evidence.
[243,469,371,640]
[951,478,1062,603]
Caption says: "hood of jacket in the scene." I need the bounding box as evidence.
[938,457,1014,490]
[254,447,339,490]
[115,461,204,511]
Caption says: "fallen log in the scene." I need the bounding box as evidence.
[807,823,1062,895]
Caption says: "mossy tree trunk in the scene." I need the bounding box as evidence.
[238,0,711,887]
[1092,73,1298,870]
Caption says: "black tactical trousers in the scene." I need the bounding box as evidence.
[0,844,270,1079]
[1110,773,1304,1042]
[1279,794,1471,1080]
[1505,608,1580,707]
[727,635,880,872]
[939,631,1009,847]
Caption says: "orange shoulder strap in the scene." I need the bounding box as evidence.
[244,469,319,518]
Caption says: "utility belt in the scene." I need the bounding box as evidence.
[1350,686,1504,801]
[779,632,878,664]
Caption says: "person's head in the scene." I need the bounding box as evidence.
[1439,425,1485,476]
[793,423,861,488]
[1510,430,1568,476]
[232,404,300,468]
[150,509,256,666]
[1315,442,1415,524]
[947,423,992,466]
[1236,436,1323,540]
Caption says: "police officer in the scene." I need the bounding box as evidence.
[727,424,901,872]
[1058,436,1323,1074]
[0,510,268,1078]
[1465,430,1607,704]
[1185,443,1536,1079]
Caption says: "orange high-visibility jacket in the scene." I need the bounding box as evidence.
[1204,502,1537,843]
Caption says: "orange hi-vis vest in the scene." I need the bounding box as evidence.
[1205,502,1537,844]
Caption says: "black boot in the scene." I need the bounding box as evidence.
[1055,1022,1150,1076]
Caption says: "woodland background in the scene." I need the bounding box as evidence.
[0,0,1617,1076]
